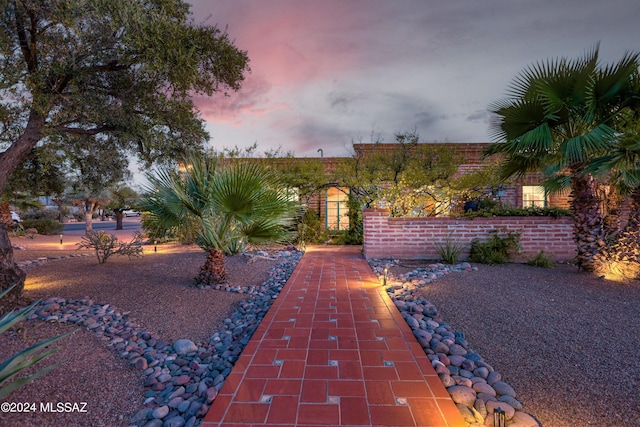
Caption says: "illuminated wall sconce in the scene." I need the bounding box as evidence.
[383,267,388,286]
[493,408,506,427]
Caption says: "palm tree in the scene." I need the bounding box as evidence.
[487,45,639,271]
[141,153,299,285]
[588,115,640,279]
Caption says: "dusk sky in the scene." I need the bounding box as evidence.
[186,0,640,158]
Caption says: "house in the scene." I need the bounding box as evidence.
[286,142,571,232]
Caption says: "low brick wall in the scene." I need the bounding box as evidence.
[363,208,575,261]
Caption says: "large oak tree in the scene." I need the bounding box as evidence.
[0,0,249,297]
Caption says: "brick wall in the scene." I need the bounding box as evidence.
[363,208,575,261]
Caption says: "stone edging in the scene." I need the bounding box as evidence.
[26,250,303,427]
[368,259,541,427]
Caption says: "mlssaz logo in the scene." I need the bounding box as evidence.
[40,402,88,413]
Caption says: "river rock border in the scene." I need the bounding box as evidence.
[368,258,541,427]
[27,249,303,427]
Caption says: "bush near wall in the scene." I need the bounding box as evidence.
[363,208,575,261]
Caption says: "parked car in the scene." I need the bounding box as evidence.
[10,211,21,223]
[123,209,141,217]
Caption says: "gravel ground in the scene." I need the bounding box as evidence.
[409,262,640,427]
[0,244,279,427]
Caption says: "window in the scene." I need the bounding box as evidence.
[326,187,349,231]
[522,185,546,207]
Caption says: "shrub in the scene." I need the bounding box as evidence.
[469,230,521,264]
[526,251,555,268]
[460,206,571,219]
[77,231,144,263]
[297,210,328,245]
[0,284,70,398]
[344,194,363,245]
[433,234,465,264]
[22,208,59,221]
[20,219,63,235]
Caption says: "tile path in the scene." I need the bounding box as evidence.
[202,246,466,427]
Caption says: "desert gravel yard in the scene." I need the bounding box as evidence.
[415,262,640,427]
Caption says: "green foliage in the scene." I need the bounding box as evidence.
[0,0,250,196]
[433,234,465,264]
[469,230,521,265]
[77,231,144,264]
[459,206,572,219]
[336,131,462,216]
[141,152,298,256]
[20,219,64,235]
[344,193,363,245]
[526,251,555,268]
[0,284,70,399]
[22,209,60,221]
[297,210,328,245]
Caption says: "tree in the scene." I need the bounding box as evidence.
[66,136,130,232]
[105,185,139,230]
[141,153,298,286]
[337,131,461,216]
[0,0,249,297]
[487,45,640,271]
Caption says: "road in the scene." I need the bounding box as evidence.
[62,217,143,236]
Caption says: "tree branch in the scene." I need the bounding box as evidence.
[53,125,117,135]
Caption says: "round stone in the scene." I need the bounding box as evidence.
[510,411,541,427]
[486,400,515,420]
[151,405,169,419]
[173,339,198,355]
[447,385,477,407]
[473,382,496,396]
[492,381,516,398]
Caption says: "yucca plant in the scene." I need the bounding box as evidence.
[433,234,465,264]
[141,153,299,285]
[0,284,70,398]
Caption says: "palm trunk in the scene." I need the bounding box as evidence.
[571,174,606,271]
[194,248,227,286]
[595,188,640,280]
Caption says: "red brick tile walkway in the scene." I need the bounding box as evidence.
[202,246,466,427]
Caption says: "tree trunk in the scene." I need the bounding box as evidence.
[571,174,606,271]
[0,110,46,299]
[85,201,97,233]
[0,213,26,299]
[194,248,227,286]
[114,210,124,230]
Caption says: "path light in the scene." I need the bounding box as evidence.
[493,408,506,427]
[59,234,63,245]
[154,240,157,253]
[383,267,388,287]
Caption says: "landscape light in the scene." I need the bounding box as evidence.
[60,234,63,245]
[154,240,157,253]
[383,267,388,286]
[493,408,506,427]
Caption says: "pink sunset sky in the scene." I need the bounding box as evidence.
[186,0,640,157]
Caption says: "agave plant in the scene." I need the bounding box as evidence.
[0,284,70,399]
[141,153,299,285]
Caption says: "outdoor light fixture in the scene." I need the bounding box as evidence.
[383,267,388,286]
[154,240,157,253]
[493,408,506,427]
[59,234,63,245]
